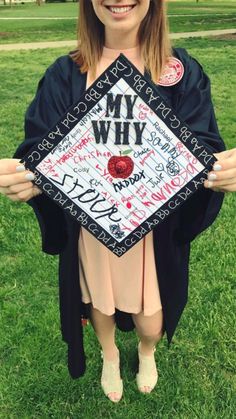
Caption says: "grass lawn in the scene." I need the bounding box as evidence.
[0,1,235,44]
[0,37,235,418]
[0,18,77,44]
[168,0,236,14]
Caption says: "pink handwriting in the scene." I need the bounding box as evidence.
[128,210,147,228]
[176,141,198,165]
[39,158,59,177]
[140,149,155,166]
[138,103,154,121]
[150,162,198,202]
[56,134,94,165]
[73,150,112,164]
[136,184,148,199]
[101,190,120,208]
[96,164,114,184]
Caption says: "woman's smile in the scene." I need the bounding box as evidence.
[105,4,137,18]
[91,0,151,47]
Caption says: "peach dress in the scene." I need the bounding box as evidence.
[78,46,162,316]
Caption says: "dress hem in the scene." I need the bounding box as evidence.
[82,300,162,317]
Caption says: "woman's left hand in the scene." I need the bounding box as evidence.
[204,148,236,192]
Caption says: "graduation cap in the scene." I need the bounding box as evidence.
[21,54,216,257]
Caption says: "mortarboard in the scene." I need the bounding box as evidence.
[21,54,216,257]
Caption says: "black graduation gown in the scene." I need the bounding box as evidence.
[13,48,226,379]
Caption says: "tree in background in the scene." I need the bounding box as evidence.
[3,0,12,5]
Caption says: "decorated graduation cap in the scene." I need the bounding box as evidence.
[21,54,216,257]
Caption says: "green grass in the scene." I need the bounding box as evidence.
[168,0,236,14]
[0,38,236,418]
[169,14,236,33]
[0,1,235,44]
[0,18,77,44]
[0,1,78,18]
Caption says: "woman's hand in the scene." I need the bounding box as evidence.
[204,148,236,192]
[0,159,42,202]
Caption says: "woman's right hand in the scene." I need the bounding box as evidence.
[0,159,42,202]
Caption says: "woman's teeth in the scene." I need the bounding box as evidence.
[108,6,133,14]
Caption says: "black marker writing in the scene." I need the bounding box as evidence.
[113,170,146,192]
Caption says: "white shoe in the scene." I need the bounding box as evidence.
[136,341,158,393]
[100,349,123,403]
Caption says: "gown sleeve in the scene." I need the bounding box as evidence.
[12,56,76,255]
[173,49,226,244]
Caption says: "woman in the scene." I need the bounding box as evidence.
[0,0,235,404]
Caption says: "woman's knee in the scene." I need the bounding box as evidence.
[132,309,164,338]
[89,304,116,330]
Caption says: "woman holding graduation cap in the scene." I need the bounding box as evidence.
[0,0,236,404]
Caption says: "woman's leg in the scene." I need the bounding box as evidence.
[89,304,122,402]
[132,309,164,393]
[89,304,119,360]
[132,309,164,355]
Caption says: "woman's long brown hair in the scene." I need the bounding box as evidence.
[70,0,172,83]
